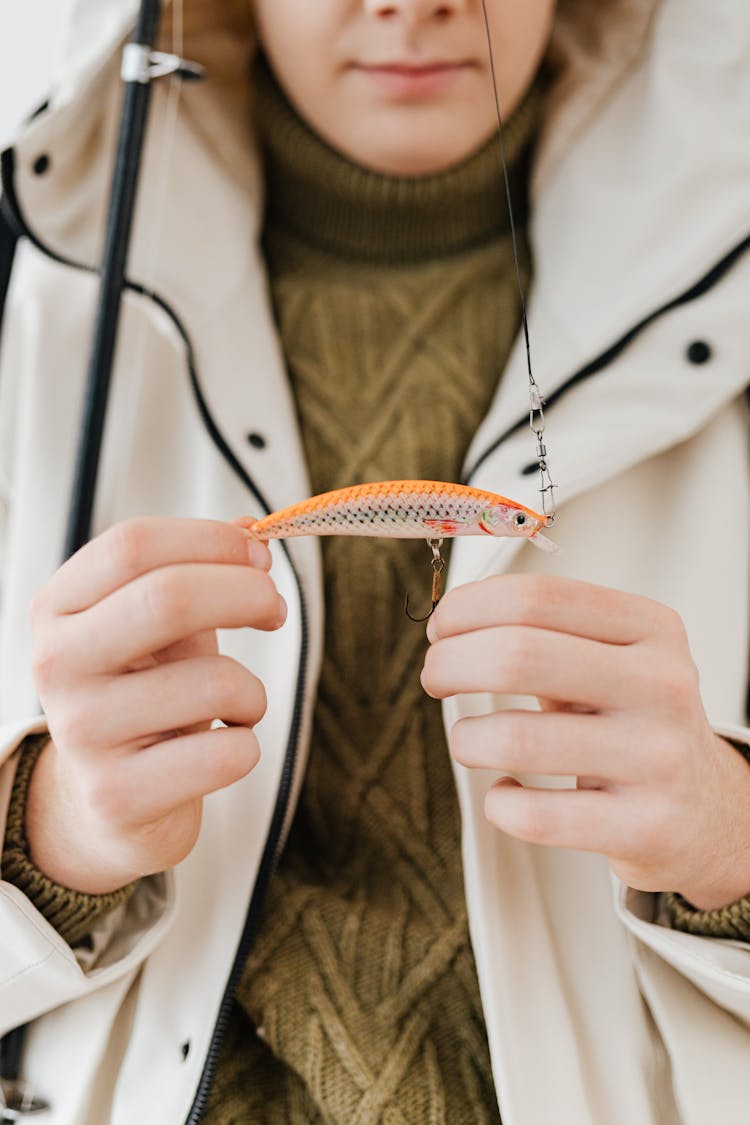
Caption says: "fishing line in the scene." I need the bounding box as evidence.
[480,0,556,523]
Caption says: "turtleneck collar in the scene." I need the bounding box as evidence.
[252,55,542,265]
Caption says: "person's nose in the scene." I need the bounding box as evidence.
[363,0,466,23]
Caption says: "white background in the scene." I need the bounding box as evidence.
[0,1,71,146]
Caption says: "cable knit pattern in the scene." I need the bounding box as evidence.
[665,892,750,940]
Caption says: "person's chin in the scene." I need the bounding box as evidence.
[352,136,488,178]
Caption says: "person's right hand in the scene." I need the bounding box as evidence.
[26,518,286,895]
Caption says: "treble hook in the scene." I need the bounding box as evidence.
[405,538,445,622]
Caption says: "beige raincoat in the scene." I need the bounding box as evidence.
[0,1,749,1121]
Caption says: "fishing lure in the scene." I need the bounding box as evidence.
[240,480,553,545]
[238,480,556,619]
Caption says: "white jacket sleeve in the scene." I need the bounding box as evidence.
[615,720,750,984]
[613,720,750,1122]
[0,719,177,1036]
[0,246,177,1033]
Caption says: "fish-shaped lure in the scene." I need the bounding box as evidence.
[238,481,555,620]
[239,480,555,549]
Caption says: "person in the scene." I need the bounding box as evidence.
[0,0,749,1121]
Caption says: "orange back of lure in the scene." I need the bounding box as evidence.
[238,480,555,550]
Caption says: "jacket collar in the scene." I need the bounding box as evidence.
[534,0,750,359]
[56,0,141,104]
[9,0,748,353]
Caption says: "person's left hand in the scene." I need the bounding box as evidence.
[421,574,750,911]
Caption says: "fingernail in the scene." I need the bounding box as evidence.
[426,618,437,643]
[247,540,272,570]
[276,596,288,627]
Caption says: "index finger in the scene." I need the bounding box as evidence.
[427,574,678,647]
[42,518,271,615]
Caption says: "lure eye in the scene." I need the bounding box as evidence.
[514,512,527,528]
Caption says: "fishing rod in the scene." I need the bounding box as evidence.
[0,1,202,1116]
[65,0,202,558]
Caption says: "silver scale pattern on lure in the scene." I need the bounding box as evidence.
[239,480,556,551]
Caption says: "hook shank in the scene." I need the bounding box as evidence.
[405,539,444,623]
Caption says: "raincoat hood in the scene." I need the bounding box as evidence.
[2,4,750,1125]
[9,0,749,385]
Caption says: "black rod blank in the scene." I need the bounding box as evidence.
[63,0,162,560]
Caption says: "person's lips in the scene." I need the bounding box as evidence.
[352,60,475,99]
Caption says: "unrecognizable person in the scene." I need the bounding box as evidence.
[1,1,749,1122]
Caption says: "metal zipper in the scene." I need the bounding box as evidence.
[184,594,309,1124]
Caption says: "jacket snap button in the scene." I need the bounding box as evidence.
[686,340,712,365]
[32,154,51,176]
[246,432,267,450]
